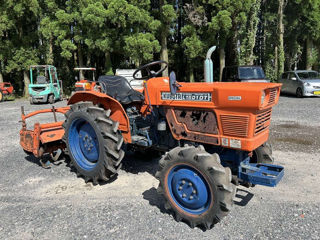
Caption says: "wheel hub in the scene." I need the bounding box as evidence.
[69,118,99,170]
[168,166,211,214]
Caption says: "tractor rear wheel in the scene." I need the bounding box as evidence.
[62,102,124,184]
[0,90,3,102]
[156,145,235,229]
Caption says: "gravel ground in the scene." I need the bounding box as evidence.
[0,96,320,240]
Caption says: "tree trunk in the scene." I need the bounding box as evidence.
[0,61,3,83]
[306,37,313,70]
[189,64,194,82]
[105,52,113,75]
[219,46,225,82]
[278,0,285,77]
[274,46,278,80]
[23,71,30,98]
[48,38,54,65]
[78,46,84,79]
[160,0,169,77]
[160,31,169,77]
[247,0,261,65]
[86,52,91,67]
[230,26,239,66]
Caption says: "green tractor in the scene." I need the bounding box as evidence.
[29,65,62,104]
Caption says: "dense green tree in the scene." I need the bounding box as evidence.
[1,0,320,95]
[1,0,41,96]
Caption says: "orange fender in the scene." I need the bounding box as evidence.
[68,91,131,143]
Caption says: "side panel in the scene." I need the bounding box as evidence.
[68,92,131,143]
[165,107,220,145]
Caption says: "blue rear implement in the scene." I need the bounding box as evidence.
[239,160,284,187]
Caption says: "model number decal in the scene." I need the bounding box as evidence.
[161,92,212,102]
[228,96,242,101]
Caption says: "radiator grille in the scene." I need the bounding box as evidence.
[221,115,249,138]
[255,109,272,135]
[268,88,278,105]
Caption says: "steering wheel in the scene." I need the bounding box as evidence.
[133,60,168,80]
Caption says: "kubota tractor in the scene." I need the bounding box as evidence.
[73,67,97,92]
[20,47,284,229]
[0,82,15,102]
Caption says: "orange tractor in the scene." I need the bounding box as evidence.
[73,67,98,92]
[20,49,284,229]
[0,82,15,102]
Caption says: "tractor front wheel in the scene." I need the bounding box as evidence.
[251,142,274,164]
[62,102,124,184]
[48,94,55,104]
[156,145,235,229]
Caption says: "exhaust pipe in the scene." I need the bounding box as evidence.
[204,46,216,83]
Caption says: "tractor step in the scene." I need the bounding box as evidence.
[239,160,284,187]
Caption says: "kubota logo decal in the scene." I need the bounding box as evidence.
[161,92,212,102]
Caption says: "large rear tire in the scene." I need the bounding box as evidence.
[156,145,235,229]
[62,102,124,184]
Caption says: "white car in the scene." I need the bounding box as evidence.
[279,70,320,97]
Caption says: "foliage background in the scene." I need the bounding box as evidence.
[1,0,319,96]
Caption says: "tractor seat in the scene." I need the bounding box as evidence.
[98,75,144,105]
[37,76,47,84]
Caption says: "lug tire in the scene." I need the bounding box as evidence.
[29,97,34,105]
[296,88,303,98]
[62,102,124,184]
[0,90,3,102]
[48,94,55,104]
[156,145,235,230]
[251,142,274,164]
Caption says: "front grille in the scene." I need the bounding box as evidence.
[255,109,272,135]
[221,115,249,138]
[268,88,277,105]
[32,87,46,92]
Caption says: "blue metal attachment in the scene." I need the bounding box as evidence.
[69,118,99,170]
[239,159,284,187]
[167,165,211,214]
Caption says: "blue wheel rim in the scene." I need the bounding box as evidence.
[167,165,211,215]
[69,118,99,171]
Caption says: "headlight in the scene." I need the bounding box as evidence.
[261,91,266,105]
[304,82,311,87]
[84,83,91,90]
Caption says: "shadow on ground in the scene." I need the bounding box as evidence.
[234,188,254,206]
[121,151,162,176]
